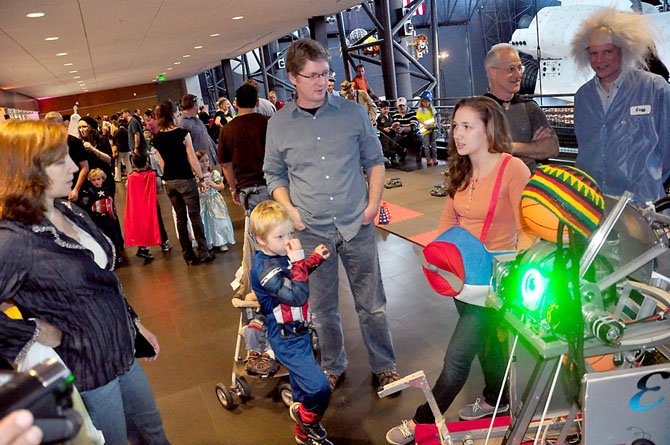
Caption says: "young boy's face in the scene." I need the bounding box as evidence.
[380,106,389,116]
[90,175,104,188]
[257,221,294,257]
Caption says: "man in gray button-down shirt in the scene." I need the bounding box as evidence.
[264,38,398,392]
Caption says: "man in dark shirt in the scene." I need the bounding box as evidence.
[218,84,271,210]
[218,84,271,299]
[122,109,147,155]
[44,111,89,202]
[391,97,422,162]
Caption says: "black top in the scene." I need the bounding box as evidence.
[153,127,195,181]
[0,199,136,391]
[114,126,130,153]
[67,135,87,188]
[218,113,269,190]
[85,137,115,195]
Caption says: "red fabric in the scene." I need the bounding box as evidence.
[480,154,512,242]
[421,241,464,296]
[290,259,309,282]
[352,76,369,91]
[414,416,511,444]
[124,171,161,247]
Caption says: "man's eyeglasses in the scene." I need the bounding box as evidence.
[295,70,333,81]
[493,64,525,74]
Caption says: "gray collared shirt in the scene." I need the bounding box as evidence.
[178,113,218,163]
[264,94,385,241]
[595,66,628,113]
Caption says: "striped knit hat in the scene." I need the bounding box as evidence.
[522,165,605,240]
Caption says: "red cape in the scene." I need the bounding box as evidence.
[124,171,161,247]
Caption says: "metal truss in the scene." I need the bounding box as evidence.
[478,0,535,52]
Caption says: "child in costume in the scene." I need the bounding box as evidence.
[124,153,171,259]
[195,151,235,252]
[80,168,125,265]
[249,200,332,445]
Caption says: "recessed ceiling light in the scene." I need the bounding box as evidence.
[194,45,203,49]
[56,52,68,56]
[232,16,244,20]
[83,90,88,92]
[182,54,190,58]
[64,63,73,66]
[161,72,166,75]
[173,61,181,65]
[27,12,45,18]
[69,70,78,73]
[77,80,84,83]
[45,36,59,41]
[167,67,173,70]
[209,33,220,37]
[73,76,81,79]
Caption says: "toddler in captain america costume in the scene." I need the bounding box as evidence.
[249,200,333,445]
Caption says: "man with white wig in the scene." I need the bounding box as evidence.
[571,7,670,204]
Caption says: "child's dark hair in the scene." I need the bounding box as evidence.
[133,152,148,169]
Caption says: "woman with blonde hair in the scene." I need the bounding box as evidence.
[0,119,170,445]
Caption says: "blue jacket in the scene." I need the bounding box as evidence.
[575,68,670,204]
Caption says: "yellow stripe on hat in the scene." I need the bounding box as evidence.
[530,176,602,226]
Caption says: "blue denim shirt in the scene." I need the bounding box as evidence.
[264,94,385,241]
[575,68,670,204]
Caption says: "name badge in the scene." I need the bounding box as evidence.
[630,105,651,115]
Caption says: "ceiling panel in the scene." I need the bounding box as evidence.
[0,0,364,99]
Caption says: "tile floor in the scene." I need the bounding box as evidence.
[115,186,485,445]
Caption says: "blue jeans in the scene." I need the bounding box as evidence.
[238,185,271,212]
[423,130,437,160]
[413,300,508,424]
[296,223,396,375]
[164,179,208,260]
[80,360,170,445]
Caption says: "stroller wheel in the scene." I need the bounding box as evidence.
[278,382,293,407]
[236,376,251,402]
[215,383,237,410]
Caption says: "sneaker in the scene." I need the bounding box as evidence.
[386,420,415,445]
[136,247,154,260]
[161,240,172,252]
[384,177,402,189]
[295,435,334,445]
[290,403,328,441]
[245,351,261,374]
[253,353,280,377]
[374,370,400,391]
[324,372,343,392]
[458,398,509,420]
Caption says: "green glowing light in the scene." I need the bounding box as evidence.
[521,268,546,311]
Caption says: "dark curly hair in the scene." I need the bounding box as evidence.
[445,96,511,197]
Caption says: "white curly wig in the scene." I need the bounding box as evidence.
[570,7,659,70]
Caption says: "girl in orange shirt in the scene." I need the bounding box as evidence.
[386,96,535,445]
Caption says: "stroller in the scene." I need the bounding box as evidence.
[214,190,320,411]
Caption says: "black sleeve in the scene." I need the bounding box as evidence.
[68,135,87,165]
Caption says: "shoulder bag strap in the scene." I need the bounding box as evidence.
[480,154,512,242]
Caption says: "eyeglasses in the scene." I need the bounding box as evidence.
[493,64,525,74]
[295,70,333,81]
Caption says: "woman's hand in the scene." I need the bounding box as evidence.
[36,320,62,348]
[0,411,42,445]
[136,321,160,362]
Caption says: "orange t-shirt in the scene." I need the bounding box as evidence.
[439,154,536,252]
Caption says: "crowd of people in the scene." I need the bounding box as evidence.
[1,6,669,445]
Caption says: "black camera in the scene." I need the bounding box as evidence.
[0,359,82,444]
